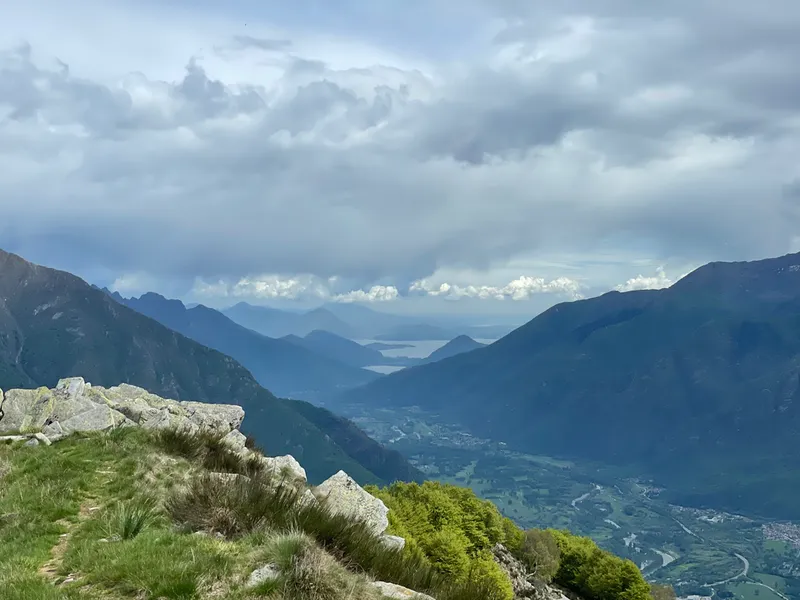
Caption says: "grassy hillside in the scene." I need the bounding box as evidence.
[0,429,671,600]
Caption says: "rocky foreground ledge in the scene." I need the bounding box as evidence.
[0,377,440,599]
[0,377,244,442]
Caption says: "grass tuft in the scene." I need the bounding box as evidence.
[106,496,159,540]
[263,529,312,572]
[153,427,265,478]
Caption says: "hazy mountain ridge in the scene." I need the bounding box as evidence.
[340,252,800,519]
[282,330,420,369]
[419,335,486,365]
[107,291,379,401]
[224,301,515,341]
[0,248,417,486]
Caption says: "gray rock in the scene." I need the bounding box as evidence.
[381,534,407,551]
[493,543,535,598]
[247,563,281,587]
[260,454,307,484]
[24,437,40,447]
[56,377,86,401]
[221,429,248,452]
[33,432,52,446]
[0,378,244,440]
[315,470,389,537]
[298,488,318,509]
[0,387,57,433]
[371,581,435,599]
[42,421,64,440]
[491,543,570,600]
[60,405,126,435]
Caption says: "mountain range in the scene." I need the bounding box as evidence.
[340,252,800,519]
[223,301,514,341]
[282,330,481,369]
[106,291,379,401]
[0,249,422,486]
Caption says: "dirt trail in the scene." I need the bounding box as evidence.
[38,501,102,584]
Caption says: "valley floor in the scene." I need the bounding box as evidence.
[340,404,800,600]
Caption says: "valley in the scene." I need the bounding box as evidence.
[339,404,800,600]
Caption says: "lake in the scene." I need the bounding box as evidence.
[358,339,498,374]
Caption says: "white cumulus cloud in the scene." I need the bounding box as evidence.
[410,275,584,301]
[614,267,681,292]
[192,275,399,303]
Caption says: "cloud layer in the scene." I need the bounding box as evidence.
[2,0,799,308]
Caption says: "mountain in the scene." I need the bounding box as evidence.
[0,249,417,485]
[223,302,355,338]
[110,292,379,401]
[283,330,419,369]
[282,330,385,368]
[419,335,486,365]
[321,302,415,336]
[341,252,800,519]
[365,342,415,351]
[374,323,457,341]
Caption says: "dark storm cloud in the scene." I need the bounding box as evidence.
[1,0,800,296]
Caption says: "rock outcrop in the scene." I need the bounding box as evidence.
[0,377,244,442]
[314,470,406,551]
[492,544,571,600]
[371,581,436,599]
[315,470,390,536]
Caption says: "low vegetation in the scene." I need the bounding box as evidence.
[370,481,664,600]
[0,428,674,599]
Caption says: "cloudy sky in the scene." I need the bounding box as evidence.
[2,0,799,317]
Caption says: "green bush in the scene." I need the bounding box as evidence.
[367,481,517,600]
[167,472,493,600]
[550,530,652,600]
[650,583,677,600]
[520,529,561,583]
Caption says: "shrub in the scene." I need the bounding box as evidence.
[166,472,494,600]
[550,530,652,600]
[276,542,379,600]
[367,481,517,600]
[650,583,677,600]
[520,529,561,583]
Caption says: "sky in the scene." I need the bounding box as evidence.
[2,0,800,318]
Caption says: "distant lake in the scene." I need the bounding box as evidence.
[359,339,498,374]
[363,365,406,374]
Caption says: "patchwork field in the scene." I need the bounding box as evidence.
[344,405,800,600]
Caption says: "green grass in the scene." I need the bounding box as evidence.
[0,427,513,600]
[728,581,787,600]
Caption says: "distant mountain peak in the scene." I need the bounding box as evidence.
[420,334,486,364]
